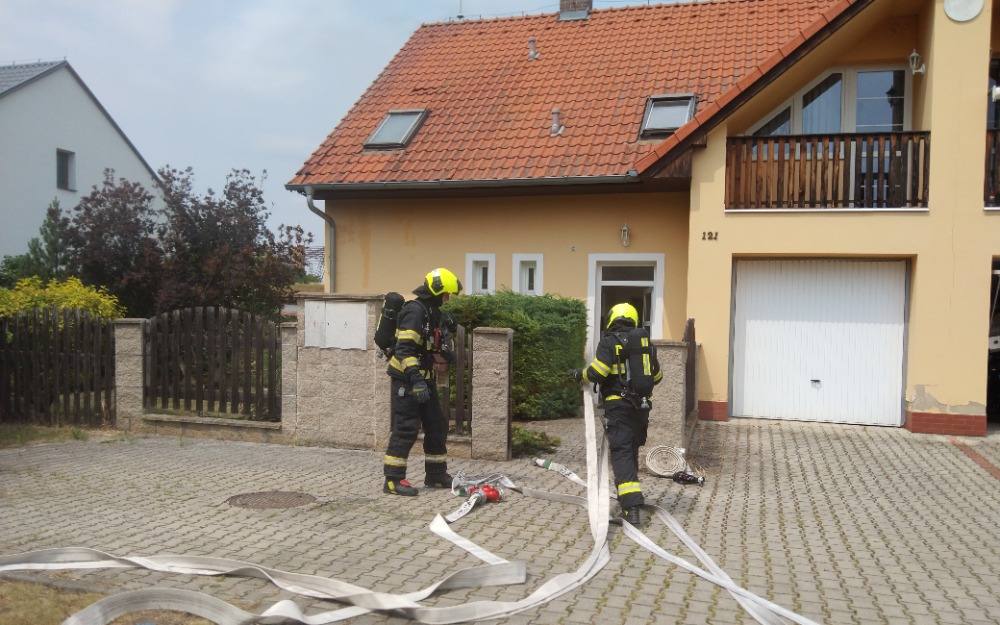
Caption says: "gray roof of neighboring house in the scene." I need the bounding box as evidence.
[0,60,65,97]
[0,59,159,183]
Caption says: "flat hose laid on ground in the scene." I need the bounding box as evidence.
[0,390,821,625]
[0,390,612,625]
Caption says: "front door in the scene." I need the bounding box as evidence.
[597,264,655,335]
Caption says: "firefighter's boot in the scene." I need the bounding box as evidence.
[424,472,454,489]
[383,478,418,496]
[621,506,642,526]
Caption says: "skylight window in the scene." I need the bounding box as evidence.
[364,109,428,148]
[640,95,696,138]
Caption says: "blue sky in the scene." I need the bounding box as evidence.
[1,1,673,239]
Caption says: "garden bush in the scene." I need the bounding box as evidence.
[0,277,124,319]
[445,291,586,420]
[511,425,561,458]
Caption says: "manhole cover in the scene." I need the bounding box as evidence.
[226,491,316,509]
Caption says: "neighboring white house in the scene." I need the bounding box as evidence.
[0,60,159,258]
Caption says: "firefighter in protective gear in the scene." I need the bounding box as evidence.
[575,303,662,525]
[382,268,462,496]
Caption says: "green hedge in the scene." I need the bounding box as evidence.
[444,291,586,420]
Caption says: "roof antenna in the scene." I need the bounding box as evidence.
[528,36,540,60]
[456,0,463,19]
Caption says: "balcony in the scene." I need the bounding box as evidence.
[725,132,930,210]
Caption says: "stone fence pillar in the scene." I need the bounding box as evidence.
[113,319,145,431]
[471,327,513,461]
[640,340,689,464]
[280,322,298,431]
[292,295,381,449]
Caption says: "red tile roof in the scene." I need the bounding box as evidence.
[289,0,849,189]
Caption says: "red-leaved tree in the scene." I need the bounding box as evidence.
[156,167,311,317]
[67,170,163,318]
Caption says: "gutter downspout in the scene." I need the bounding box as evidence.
[305,186,336,292]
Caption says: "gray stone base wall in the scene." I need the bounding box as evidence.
[136,414,286,444]
[293,346,377,449]
[284,296,512,460]
[639,340,689,469]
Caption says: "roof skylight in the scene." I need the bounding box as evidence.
[364,109,428,149]
[640,95,696,138]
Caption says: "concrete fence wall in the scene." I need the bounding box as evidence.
[281,295,513,460]
[112,301,694,464]
[640,340,693,465]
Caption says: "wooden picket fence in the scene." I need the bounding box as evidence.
[683,318,696,418]
[438,325,472,435]
[143,307,280,421]
[0,309,115,426]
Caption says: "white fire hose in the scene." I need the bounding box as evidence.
[0,390,819,625]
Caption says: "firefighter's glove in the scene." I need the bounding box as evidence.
[438,348,456,365]
[442,311,458,334]
[411,380,432,404]
[568,369,584,384]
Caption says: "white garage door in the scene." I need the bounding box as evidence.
[732,259,906,426]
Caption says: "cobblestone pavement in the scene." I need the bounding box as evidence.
[2,418,1000,625]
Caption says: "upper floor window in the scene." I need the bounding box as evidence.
[56,149,76,191]
[640,95,696,138]
[749,68,909,136]
[364,109,428,149]
[856,70,904,132]
[802,73,842,134]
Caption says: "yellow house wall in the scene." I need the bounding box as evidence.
[688,0,996,416]
[323,192,691,342]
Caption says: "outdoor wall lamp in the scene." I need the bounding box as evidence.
[908,49,926,76]
[621,223,631,247]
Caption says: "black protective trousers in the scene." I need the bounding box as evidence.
[383,377,448,480]
[604,398,650,509]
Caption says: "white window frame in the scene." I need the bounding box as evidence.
[364,109,428,149]
[56,148,76,191]
[512,253,543,296]
[465,253,496,295]
[746,66,912,135]
[585,253,665,358]
[640,93,697,138]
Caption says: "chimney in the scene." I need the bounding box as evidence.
[559,0,591,21]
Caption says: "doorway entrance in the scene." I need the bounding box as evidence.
[587,254,665,356]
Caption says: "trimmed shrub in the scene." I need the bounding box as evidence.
[445,291,586,420]
[512,425,560,458]
[0,277,124,319]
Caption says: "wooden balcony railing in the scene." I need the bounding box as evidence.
[726,132,930,210]
[986,130,1000,206]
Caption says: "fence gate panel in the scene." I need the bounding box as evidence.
[143,307,280,421]
[0,308,115,426]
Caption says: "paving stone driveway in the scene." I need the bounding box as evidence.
[2,419,1000,625]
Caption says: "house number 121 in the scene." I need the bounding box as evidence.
[702,231,719,241]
